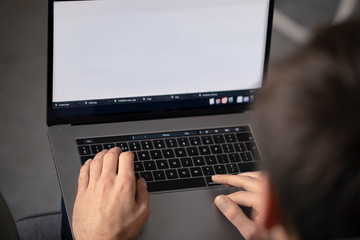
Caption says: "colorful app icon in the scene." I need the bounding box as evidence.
[221,97,228,104]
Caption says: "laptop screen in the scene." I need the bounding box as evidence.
[48,0,272,124]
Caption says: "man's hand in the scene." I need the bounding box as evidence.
[72,147,150,240]
[212,171,268,240]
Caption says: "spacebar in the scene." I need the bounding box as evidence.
[147,177,206,192]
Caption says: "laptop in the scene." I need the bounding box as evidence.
[47,0,273,239]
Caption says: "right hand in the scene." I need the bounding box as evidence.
[212,171,268,240]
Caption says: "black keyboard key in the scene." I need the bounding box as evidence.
[228,153,241,162]
[147,177,206,192]
[205,176,221,186]
[78,146,91,155]
[190,167,203,177]
[169,158,181,168]
[80,155,95,164]
[245,142,261,160]
[205,155,217,165]
[177,137,190,147]
[240,152,253,162]
[234,142,246,152]
[180,157,193,167]
[177,168,191,178]
[201,136,213,145]
[174,148,187,157]
[116,142,129,151]
[186,147,199,156]
[150,150,163,159]
[91,144,103,154]
[238,162,259,172]
[236,132,254,142]
[129,141,141,151]
[213,135,225,143]
[156,160,169,169]
[165,169,179,179]
[245,142,257,152]
[193,156,205,166]
[189,136,201,146]
[138,151,151,161]
[153,139,166,149]
[222,144,235,153]
[140,172,154,181]
[217,154,229,164]
[141,141,154,150]
[165,138,178,148]
[143,161,157,170]
[210,145,223,154]
[162,149,175,158]
[226,164,239,174]
[214,165,227,174]
[103,143,115,150]
[153,170,166,180]
[199,146,211,155]
[224,134,236,143]
[202,166,215,176]
[134,162,144,172]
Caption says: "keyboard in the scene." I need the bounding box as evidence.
[76,125,261,192]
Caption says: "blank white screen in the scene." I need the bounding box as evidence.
[53,0,269,102]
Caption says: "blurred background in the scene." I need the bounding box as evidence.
[0,0,359,227]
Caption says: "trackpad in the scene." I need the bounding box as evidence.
[140,187,242,240]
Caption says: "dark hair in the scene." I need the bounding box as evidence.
[256,18,360,239]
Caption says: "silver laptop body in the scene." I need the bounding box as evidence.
[47,0,274,239]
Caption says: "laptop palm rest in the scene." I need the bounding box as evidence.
[139,187,243,240]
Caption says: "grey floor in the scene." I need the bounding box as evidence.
[0,0,358,223]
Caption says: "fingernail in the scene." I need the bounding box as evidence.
[215,195,228,211]
[139,178,147,189]
[212,175,218,181]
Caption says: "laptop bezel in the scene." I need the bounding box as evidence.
[47,0,274,126]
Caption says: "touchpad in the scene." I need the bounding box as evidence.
[140,187,243,240]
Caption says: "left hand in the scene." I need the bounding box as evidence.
[72,147,150,240]
[212,171,268,240]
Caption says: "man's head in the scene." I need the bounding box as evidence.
[257,18,360,239]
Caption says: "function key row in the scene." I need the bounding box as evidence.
[76,126,251,145]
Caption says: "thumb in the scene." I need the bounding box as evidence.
[215,195,258,239]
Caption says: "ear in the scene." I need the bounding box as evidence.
[262,174,283,230]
